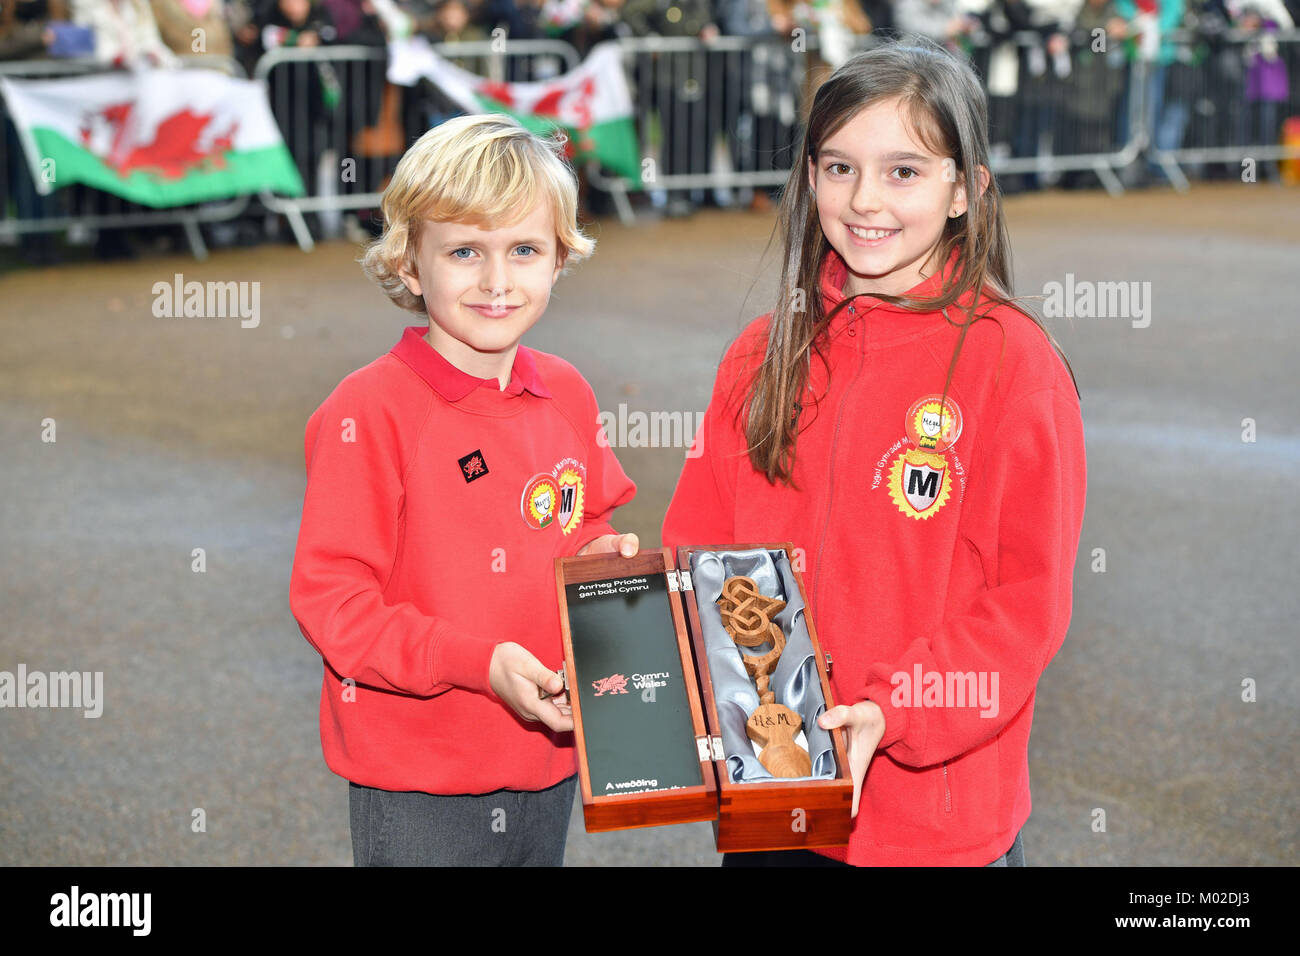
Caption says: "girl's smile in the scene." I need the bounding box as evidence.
[846,225,902,245]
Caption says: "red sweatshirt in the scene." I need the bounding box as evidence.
[663,247,1087,865]
[290,326,636,794]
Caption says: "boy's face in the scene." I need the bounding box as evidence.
[808,97,984,299]
[398,200,564,376]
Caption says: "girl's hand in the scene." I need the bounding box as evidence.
[489,642,574,733]
[818,700,886,817]
[576,532,640,557]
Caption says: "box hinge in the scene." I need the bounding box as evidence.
[680,570,693,591]
[666,570,680,592]
[696,735,725,762]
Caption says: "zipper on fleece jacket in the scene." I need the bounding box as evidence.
[810,303,866,621]
[943,761,951,812]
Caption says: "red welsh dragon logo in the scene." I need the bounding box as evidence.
[591,674,628,697]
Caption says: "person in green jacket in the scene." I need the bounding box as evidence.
[1114,0,1191,182]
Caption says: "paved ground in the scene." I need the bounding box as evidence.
[0,182,1296,865]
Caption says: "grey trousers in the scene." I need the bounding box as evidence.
[984,829,1026,867]
[349,775,577,867]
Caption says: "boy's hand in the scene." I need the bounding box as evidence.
[818,700,886,818]
[489,642,574,733]
[576,532,639,557]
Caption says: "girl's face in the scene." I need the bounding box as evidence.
[808,97,975,299]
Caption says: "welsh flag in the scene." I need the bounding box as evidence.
[0,68,304,208]
[388,37,640,183]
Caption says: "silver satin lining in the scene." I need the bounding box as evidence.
[688,549,836,782]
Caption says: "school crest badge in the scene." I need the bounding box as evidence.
[883,394,965,520]
[888,448,952,519]
[552,457,586,536]
[521,457,587,533]
[521,474,560,530]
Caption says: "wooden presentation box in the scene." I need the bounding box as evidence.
[554,543,853,853]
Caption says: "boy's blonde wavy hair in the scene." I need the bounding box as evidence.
[360,114,595,314]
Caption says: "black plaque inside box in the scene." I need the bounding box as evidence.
[564,573,703,796]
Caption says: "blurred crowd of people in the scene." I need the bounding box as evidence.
[2,0,1297,255]
[3,0,1294,72]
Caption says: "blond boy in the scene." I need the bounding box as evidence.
[290,115,638,866]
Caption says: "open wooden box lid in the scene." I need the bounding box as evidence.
[555,548,718,833]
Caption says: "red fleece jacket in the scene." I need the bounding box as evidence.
[290,326,635,794]
[663,248,1087,865]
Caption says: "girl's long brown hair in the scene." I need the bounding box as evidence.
[741,36,1078,486]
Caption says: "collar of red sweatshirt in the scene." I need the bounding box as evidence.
[389,325,552,402]
[819,244,968,345]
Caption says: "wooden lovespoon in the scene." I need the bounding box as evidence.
[717,577,812,778]
[717,575,786,646]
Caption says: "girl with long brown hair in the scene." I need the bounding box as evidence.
[663,36,1087,866]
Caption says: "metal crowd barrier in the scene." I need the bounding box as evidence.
[590,27,1299,215]
[1148,28,1300,190]
[589,30,1153,217]
[0,55,249,259]
[253,40,579,251]
[588,34,812,224]
[3,28,1296,254]
[967,30,1146,196]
